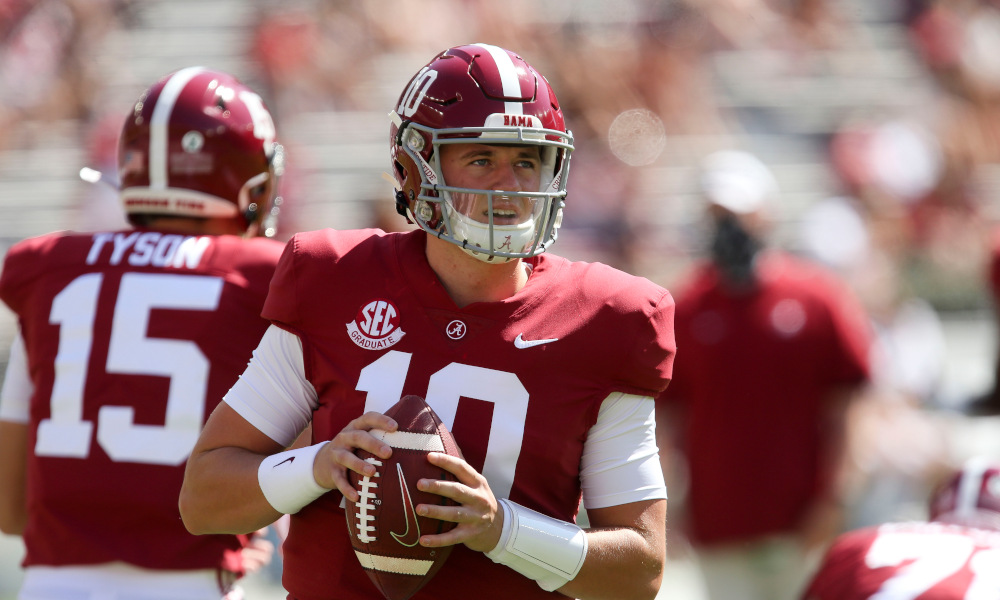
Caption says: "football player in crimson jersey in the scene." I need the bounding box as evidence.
[802,457,1000,599]
[0,67,287,599]
[180,43,676,600]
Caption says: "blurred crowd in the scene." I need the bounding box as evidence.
[3,0,1000,597]
[5,0,1000,296]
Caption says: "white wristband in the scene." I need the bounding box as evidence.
[257,442,330,514]
[485,498,588,592]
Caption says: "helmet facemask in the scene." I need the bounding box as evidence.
[241,141,285,238]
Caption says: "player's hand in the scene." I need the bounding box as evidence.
[242,527,276,574]
[414,452,503,553]
[315,412,397,502]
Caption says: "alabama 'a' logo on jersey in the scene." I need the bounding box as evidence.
[347,299,406,350]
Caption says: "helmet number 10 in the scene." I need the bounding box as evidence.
[397,67,437,118]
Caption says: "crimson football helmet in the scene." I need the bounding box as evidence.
[929,457,1000,530]
[118,67,284,236]
[389,43,574,262]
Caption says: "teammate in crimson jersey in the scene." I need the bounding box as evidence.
[802,457,1000,599]
[656,150,873,600]
[0,67,287,599]
[179,44,676,600]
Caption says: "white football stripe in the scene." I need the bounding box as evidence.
[354,551,433,575]
[473,43,522,115]
[373,430,444,452]
[148,66,206,189]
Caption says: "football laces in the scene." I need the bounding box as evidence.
[355,457,382,544]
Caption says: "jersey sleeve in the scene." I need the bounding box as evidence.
[617,284,677,396]
[261,235,306,330]
[0,235,50,314]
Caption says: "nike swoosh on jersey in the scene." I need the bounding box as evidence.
[390,463,422,547]
[513,333,559,349]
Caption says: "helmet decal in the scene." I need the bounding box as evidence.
[181,131,204,153]
[397,67,437,119]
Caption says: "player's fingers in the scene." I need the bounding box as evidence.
[331,428,394,460]
[416,476,482,507]
[347,411,398,434]
[329,466,360,502]
[335,447,381,477]
[415,501,474,524]
[419,528,469,548]
[315,443,378,498]
[241,538,276,573]
[426,451,480,483]
[417,509,495,549]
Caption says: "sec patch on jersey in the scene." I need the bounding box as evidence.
[346,395,463,600]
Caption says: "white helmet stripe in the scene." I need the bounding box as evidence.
[474,43,523,115]
[148,66,206,190]
[956,456,990,517]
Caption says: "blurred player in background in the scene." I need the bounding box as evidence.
[972,227,1000,416]
[179,43,675,600]
[0,67,286,599]
[802,457,1000,599]
[657,150,873,600]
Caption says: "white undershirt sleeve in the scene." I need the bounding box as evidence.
[579,392,667,510]
[0,330,32,424]
[223,325,318,447]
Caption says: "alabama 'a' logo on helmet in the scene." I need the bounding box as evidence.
[347,299,406,350]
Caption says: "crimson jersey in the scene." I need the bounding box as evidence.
[662,252,871,545]
[261,229,676,600]
[0,229,284,573]
[989,227,1000,301]
[803,522,1000,599]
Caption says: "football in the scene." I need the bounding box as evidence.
[346,395,462,600]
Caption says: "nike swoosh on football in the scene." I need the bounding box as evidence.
[275,456,295,467]
[390,463,422,547]
[513,333,559,349]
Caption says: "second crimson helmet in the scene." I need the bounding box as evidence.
[389,43,574,263]
[118,67,284,236]
[929,457,1000,530]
